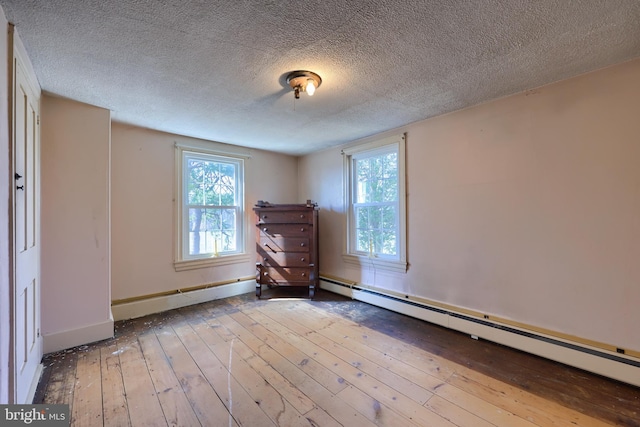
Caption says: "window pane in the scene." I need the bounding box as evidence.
[220,162,235,178]
[219,175,235,206]
[369,206,382,231]
[370,157,383,202]
[355,153,399,204]
[381,230,397,255]
[382,205,396,229]
[355,158,369,203]
[187,157,237,207]
[188,207,240,255]
[356,206,369,229]
[221,209,236,230]
[189,208,215,255]
[382,153,398,202]
[356,229,372,253]
[354,205,397,255]
[351,148,400,257]
[187,159,205,205]
[220,209,238,252]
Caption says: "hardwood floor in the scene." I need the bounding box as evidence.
[34,288,640,426]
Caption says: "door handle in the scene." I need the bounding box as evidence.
[16,185,24,191]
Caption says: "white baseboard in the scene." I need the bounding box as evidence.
[320,278,640,388]
[112,280,255,321]
[43,316,115,354]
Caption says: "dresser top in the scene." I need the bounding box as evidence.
[254,200,318,210]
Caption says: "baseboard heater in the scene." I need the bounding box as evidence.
[320,277,640,388]
[112,279,256,321]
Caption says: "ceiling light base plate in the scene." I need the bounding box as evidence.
[286,70,322,99]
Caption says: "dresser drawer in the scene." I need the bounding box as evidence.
[259,235,310,253]
[260,267,311,282]
[257,210,312,224]
[257,247,311,267]
[258,223,311,237]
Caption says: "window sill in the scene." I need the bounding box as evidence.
[342,254,407,273]
[174,253,252,272]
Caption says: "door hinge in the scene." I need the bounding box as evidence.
[37,115,40,125]
[37,328,40,338]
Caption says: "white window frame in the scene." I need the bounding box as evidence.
[342,133,407,273]
[174,141,251,272]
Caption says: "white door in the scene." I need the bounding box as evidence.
[12,38,41,404]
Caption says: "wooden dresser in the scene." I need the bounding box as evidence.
[254,201,319,298]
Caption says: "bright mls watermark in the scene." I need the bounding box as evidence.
[0,405,69,426]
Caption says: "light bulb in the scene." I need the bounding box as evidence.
[306,79,316,96]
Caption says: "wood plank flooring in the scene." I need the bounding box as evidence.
[34,289,640,426]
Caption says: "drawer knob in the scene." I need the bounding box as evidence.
[263,227,268,232]
[300,227,305,232]
[263,257,268,261]
[300,257,305,262]
[300,214,304,218]
[262,215,268,219]
[300,242,305,247]
[263,272,269,276]
[301,272,306,277]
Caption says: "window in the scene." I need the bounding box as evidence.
[174,142,250,271]
[343,134,407,273]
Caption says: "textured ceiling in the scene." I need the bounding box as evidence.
[1,1,640,155]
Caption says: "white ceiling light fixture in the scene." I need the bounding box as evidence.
[286,70,322,99]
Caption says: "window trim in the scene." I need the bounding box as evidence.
[174,141,251,272]
[342,133,407,273]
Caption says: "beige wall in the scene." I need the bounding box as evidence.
[40,95,113,352]
[110,123,298,301]
[300,58,640,352]
[0,7,10,403]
